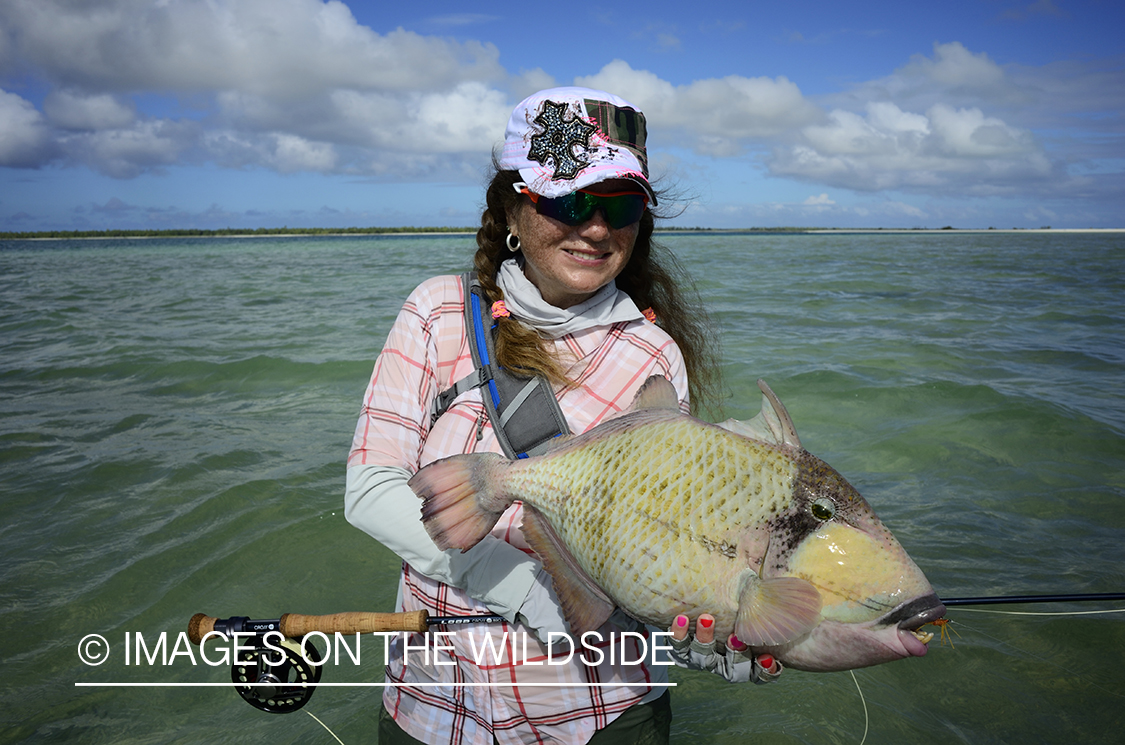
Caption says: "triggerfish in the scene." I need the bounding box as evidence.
[410,376,946,672]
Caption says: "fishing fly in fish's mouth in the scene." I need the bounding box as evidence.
[876,593,947,656]
[910,628,936,645]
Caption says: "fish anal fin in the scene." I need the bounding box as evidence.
[734,574,822,647]
[628,376,680,411]
[521,506,615,634]
[717,379,802,449]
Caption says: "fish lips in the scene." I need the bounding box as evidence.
[876,593,947,658]
[764,594,946,671]
[877,593,947,629]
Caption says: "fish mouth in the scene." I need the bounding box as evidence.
[877,594,946,658]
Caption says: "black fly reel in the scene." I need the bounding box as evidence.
[231,635,324,714]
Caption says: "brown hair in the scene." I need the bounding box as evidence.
[473,167,721,415]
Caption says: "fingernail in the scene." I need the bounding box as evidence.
[728,634,746,650]
[758,653,775,670]
[675,615,688,628]
[699,617,714,629]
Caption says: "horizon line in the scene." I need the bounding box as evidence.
[5,226,1125,241]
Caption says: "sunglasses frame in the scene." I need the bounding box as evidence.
[513,182,649,229]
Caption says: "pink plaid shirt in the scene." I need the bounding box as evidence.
[348,274,689,745]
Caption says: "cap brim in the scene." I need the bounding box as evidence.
[518,168,657,206]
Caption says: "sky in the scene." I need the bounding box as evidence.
[0,0,1122,231]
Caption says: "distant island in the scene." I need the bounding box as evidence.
[1,225,726,239]
[0,226,478,240]
[2,226,1118,240]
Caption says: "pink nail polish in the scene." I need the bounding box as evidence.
[675,615,688,628]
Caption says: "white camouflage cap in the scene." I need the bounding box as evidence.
[498,86,656,204]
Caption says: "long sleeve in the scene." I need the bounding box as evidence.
[344,462,539,620]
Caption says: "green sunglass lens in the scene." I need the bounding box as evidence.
[535,192,646,228]
[602,195,647,228]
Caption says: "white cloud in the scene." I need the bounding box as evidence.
[927,104,1035,158]
[576,59,823,153]
[63,119,197,178]
[902,42,1007,92]
[768,49,1057,196]
[0,90,54,167]
[803,194,835,205]
[0,2,1112,214]
[0,0,511,176]
[510,69,558,102]
[0,0,503,97]
[770,106,1053,195]
[43,90,136,130]
[269,134,338,173]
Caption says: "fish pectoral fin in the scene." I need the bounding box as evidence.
[717,380,802,449]
[628,376,681,411]
[521,506,615,634]
[734,574,822,647]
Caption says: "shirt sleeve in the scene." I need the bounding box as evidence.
[344,463,539,621]
[343,277,540,618]
[347,279,443,470]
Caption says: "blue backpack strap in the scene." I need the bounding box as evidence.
[431,272,570,459]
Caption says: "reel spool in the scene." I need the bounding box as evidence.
[231,636,323,714]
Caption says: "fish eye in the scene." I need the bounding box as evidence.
[810,498,836,521]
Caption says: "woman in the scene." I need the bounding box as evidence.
[345,87,777,745]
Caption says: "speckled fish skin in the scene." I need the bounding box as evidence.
[506,407,796,623]
[414,378,945,672]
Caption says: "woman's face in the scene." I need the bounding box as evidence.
[507,179,642,309]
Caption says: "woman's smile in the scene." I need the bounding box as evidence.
[507,179,643,308]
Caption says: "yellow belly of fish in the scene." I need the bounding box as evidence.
[509,419,799,625]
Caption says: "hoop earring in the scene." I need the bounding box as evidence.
[506,230,521,253]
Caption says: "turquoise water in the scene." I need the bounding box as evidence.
[2,232,1122,744]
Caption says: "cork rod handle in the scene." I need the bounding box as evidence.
[280,610,429,637]
[187,610,429,645]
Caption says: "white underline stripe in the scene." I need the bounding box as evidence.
[76,682,677,688]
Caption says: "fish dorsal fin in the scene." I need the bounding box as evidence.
[734,573,822,647]
[717,379,802,448]
[629,375,680,411]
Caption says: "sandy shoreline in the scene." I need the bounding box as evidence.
[675,227,1125,234]
[793,228,1125,234]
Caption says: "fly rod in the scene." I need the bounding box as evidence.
[941,592,1125,607]
[187,610,506,645]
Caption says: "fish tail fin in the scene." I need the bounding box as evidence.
[410,453,512,551]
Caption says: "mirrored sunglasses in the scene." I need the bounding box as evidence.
[514,183,648,229]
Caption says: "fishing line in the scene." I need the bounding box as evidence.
[849,670,868,745]
[305,710,346,745]
[939,614,1125,701]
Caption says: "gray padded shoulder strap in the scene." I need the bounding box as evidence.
[431,272,570,459]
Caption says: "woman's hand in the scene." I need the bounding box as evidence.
[667,613,783,684]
